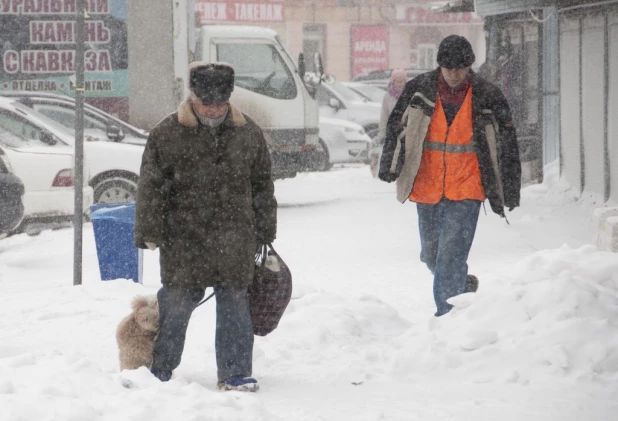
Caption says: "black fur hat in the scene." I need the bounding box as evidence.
[189,62,235,103]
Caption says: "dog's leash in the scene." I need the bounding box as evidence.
[194,245,268,308]
[196,291,215,308]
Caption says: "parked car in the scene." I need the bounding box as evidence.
[0,94,146,203]
[313,118,371,171]
[0,153,25,237]
[341,82,386,103]
[314,78,381,139]
[1,92,148,146]
[0,98,93,232]
[352,68,431,89]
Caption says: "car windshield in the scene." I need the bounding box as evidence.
[0,125,49,149]
[12,102,75,139]
[83,104,148,137]
[327,81,367,103]
[346,84,386,103]
[0,103,71,148]
[217,43,297,100]
[27,97,147,138]
[0,120,51,149]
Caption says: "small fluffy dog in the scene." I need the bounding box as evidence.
[116,295,159,371]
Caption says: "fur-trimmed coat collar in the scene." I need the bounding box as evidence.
[177,98,247,129]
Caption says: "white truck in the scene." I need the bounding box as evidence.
[0,0,322,179]
[127,1,323,179]
[195,25,322,179]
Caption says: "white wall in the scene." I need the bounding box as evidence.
[127,0,175,129]
[610,12,618,202]
[581,15,606,197]
[560,17,582,193]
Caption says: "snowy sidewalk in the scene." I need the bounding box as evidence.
[0,164,617,421]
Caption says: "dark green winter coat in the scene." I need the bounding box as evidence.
[134,100,277,288]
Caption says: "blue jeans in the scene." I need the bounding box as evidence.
[151,284,254,381]
[417,198,481,316]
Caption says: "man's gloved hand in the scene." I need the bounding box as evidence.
[145,242,157,250]
[256,239,273,248]
[508,206,517,212]
[378,171,397,183]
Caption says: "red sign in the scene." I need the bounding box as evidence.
[395,6,483,25]
[195,1,285,23]
[351,26,389,79]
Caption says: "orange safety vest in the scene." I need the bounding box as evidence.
[409,88,485,204]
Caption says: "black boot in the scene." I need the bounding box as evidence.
[151,367,172,382]
[466,275,479,293]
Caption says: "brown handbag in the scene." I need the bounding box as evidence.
[248,244,293,336]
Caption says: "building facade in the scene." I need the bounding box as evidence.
[477,0,618,202]
[195,0,485,81]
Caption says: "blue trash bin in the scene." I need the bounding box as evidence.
[90,202,143,283]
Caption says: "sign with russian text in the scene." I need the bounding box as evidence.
[0,0,129,118]
[474,0,554,17]
[350,25,388,79]
[395,5,483,25]
[195,0,284,23]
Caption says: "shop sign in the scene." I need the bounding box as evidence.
[475,0,554,16]
[196,0,285,23]
[395,5,483,25]
[350,25,389,78]
[0,0,128,106]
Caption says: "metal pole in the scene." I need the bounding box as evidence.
[73,0,85,286]
[578,17,585,195]
[604,13,610,202]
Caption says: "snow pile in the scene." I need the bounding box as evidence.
[394,245,618,384]
[521,160,579,206]
[1,166,617,420]
[510,161,598,250]
[275,164,383,207]
[0,280,279,421]
[255,285,411,385]
[1,359,278,421]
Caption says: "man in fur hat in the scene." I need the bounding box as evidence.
[135,62,277,391]
[378,35,521,317]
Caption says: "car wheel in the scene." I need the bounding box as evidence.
[94,178,137,204]
[314,140,332,172]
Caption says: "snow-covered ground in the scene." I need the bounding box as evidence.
[1,162,617,421]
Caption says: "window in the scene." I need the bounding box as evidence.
[217,43,297,100]
[417,44,437,70]
[0,111,60,148]
[347,84,385,103]
[33,104,107,131]
[328,82,365,102]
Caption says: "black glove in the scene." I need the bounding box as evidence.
[256,235,274,245]
[378,171,397,183]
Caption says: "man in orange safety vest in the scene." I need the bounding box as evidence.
[379,35,521,316]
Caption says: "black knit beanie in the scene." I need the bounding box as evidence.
[437,35,475,69]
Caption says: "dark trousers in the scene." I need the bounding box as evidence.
[417,198,481,316]
[151,283,254,381]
